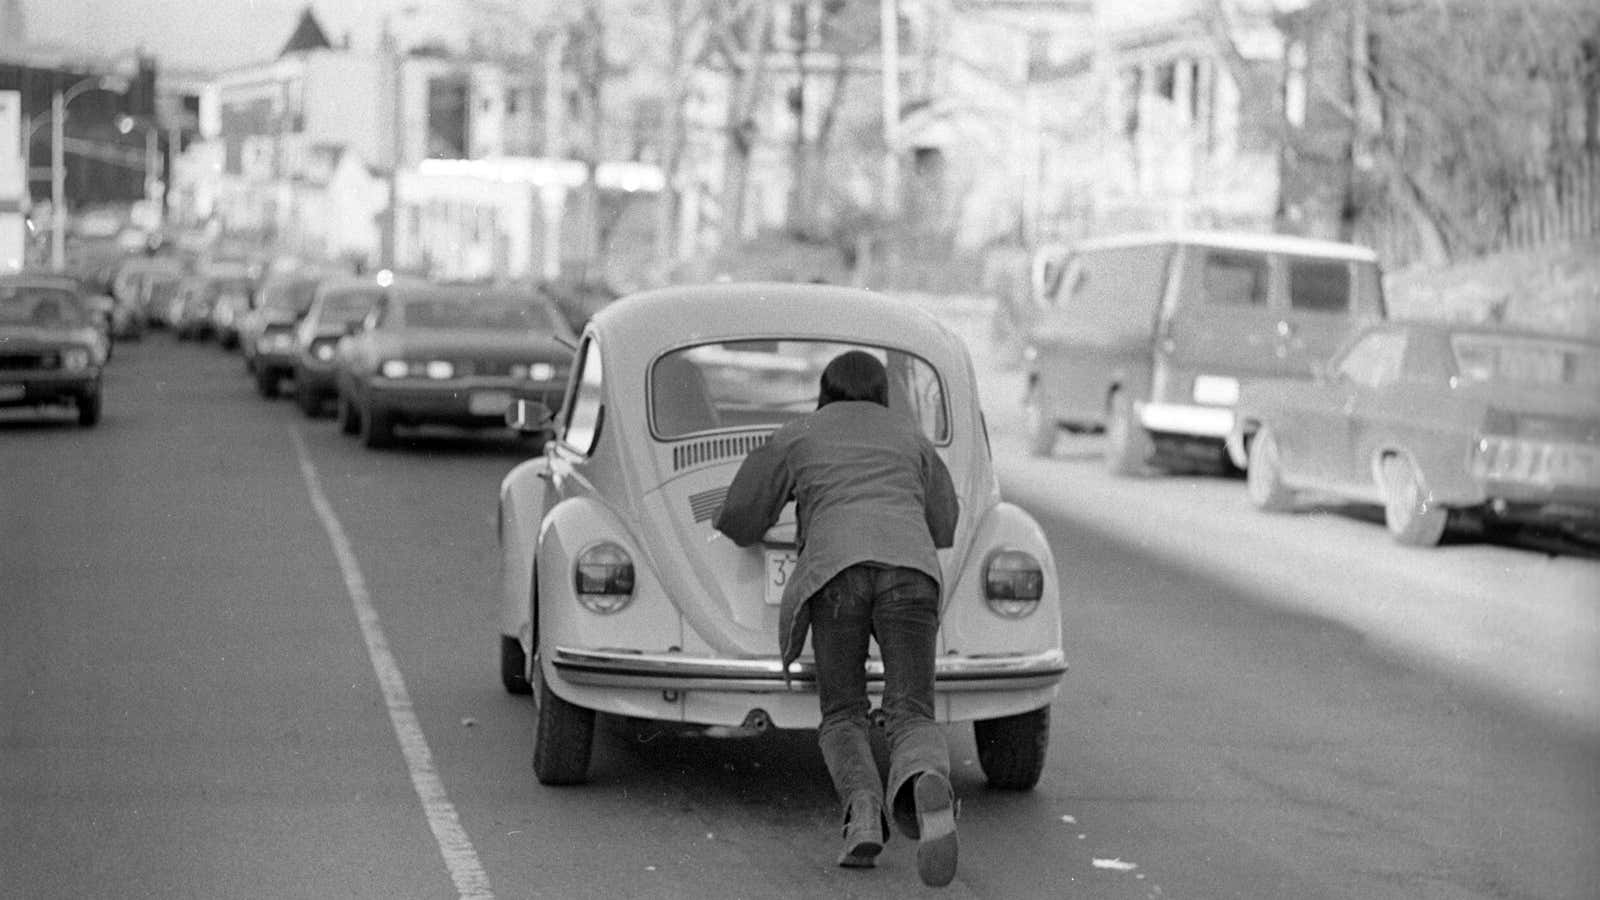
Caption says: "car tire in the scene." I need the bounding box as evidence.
[295,380,322,418]
[1379,454,1448,547]
[255,368,278,399]
[1104,391,1152,476]
[1245,427,1297,512]
[973,706,1049,790]
[532,654,595,786]
[337,393,360,435]
[1027,400,1058,458]
[77,392,102,428]
[360,402,394,449]
[500,635,533,695]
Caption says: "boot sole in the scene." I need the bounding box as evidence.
[914,773,958,887]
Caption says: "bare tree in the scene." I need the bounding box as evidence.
[705,0,777,245]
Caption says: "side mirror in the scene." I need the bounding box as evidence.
[505,399,554,433]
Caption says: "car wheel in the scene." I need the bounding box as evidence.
[295,380,322,418]
[255,368,278,399]
[77,393,102,428]
[500,635,533,695]
[360,402,394,449]
[532,652,595,785]
[1026,399,1058,458]
[1104,391,1152,476]
[1245,426,1297,512]
[1378,454,1448,547]
[973,706,1049,790]
[337,393,360,435]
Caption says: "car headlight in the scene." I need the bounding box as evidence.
[1192,375,1240,406]
[424,360,454,380]
[574,542,635,614]
[982,548,1044,618]
[61,347,92,371]
[313,342,336,362]
[379,359,409,379]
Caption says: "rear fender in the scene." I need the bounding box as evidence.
[498,456,551,646]
[940,502,1062,660]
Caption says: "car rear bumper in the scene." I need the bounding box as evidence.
[367,379,565,427]
[1139,401,1235,438]
[551,645,1069,693]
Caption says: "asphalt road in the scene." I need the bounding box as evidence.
[3,333,1596,900]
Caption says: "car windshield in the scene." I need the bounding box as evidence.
[0,286,88,327]
[259,279,320,314]
[1451,334,1600,388]
[400,297,562,332]
[650,339,949,443]
[320,287,383,323]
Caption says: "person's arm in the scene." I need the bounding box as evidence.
[923,445,959,549]
[714,440,793,547]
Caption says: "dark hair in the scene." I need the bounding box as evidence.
[818,350,888,408]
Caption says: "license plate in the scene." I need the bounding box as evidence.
[0,384,23,401]
[764,549,799,606]
[468,391,512,416]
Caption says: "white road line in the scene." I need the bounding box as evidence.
[289,426,495,900]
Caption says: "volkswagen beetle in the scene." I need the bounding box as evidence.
[496,282,1067,788]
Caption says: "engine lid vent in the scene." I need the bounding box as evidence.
[671,432,769,471]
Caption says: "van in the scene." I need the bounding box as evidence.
[1022,231,1386,473]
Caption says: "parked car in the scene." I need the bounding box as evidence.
[1229,321,1600,546]
[334,282,575,447]
[109,257,186,330]
[495,282,1068,786]
[137,269,184,330]
[171,272,255,341]
[241,273,325,396]
[206,265,258,349]
[1023,231,1387,474]
[290,276,388,417]
[0,274,108,426]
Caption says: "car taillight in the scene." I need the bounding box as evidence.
[982,549,1044,618]
[574,542,634,614]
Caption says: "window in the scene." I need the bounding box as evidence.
[562,339,604,455]
[1336,331,1406,388]
[1201,251,1268,306]
[1288,258,1350,313]
[650,340,948,444]
[1451,334,1600,388]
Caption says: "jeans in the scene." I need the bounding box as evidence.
[810,564,948,836]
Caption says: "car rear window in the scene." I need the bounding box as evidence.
[1288,258,1351,313]
[260,279,321,315]
[401,297,565,332]
[1201,251,1268,306]
[321,288,384,321]
[0,286,87,326]
[651,340,948,444]
[1451,335,1600,388]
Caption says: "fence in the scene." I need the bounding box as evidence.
[1503,152,1600,254]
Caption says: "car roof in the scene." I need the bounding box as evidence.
[1381,318,1600,347]
[590,282,965,364]
[1071,230,1380,262]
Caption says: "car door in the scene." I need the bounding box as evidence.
[548,335,605,502]
[1325,328,1409,488]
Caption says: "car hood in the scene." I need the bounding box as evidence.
[0,325,102,348]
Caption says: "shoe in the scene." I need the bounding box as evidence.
[837,795,886,868]
[913,772,958,887]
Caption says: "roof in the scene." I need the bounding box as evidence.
[1072,230,1381,263]
[279,6,333,57]
[591,282,967,366]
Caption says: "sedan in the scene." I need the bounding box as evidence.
[0,274,109,426]
[334,283,575,448]
[290,276,387,417]
[241,273,325,396]
[496,282,1068,787]
[1230,320,1600,545]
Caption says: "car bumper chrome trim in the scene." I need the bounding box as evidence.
[551,646,1068,693]
[1139,402,1235,438]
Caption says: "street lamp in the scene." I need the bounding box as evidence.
[117,114,162,227]
[48,74,130,271]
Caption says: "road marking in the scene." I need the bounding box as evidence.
[289,426,495,900]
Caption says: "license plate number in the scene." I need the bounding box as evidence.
[468,391,512,416]
[0,384,23,401]
[764,549,799,606]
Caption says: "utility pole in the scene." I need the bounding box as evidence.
[879,0,900,219]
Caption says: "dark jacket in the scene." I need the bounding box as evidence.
[714,400,959,667]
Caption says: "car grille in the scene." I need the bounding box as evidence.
[0,352,58,371]
[671,432,769,472]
